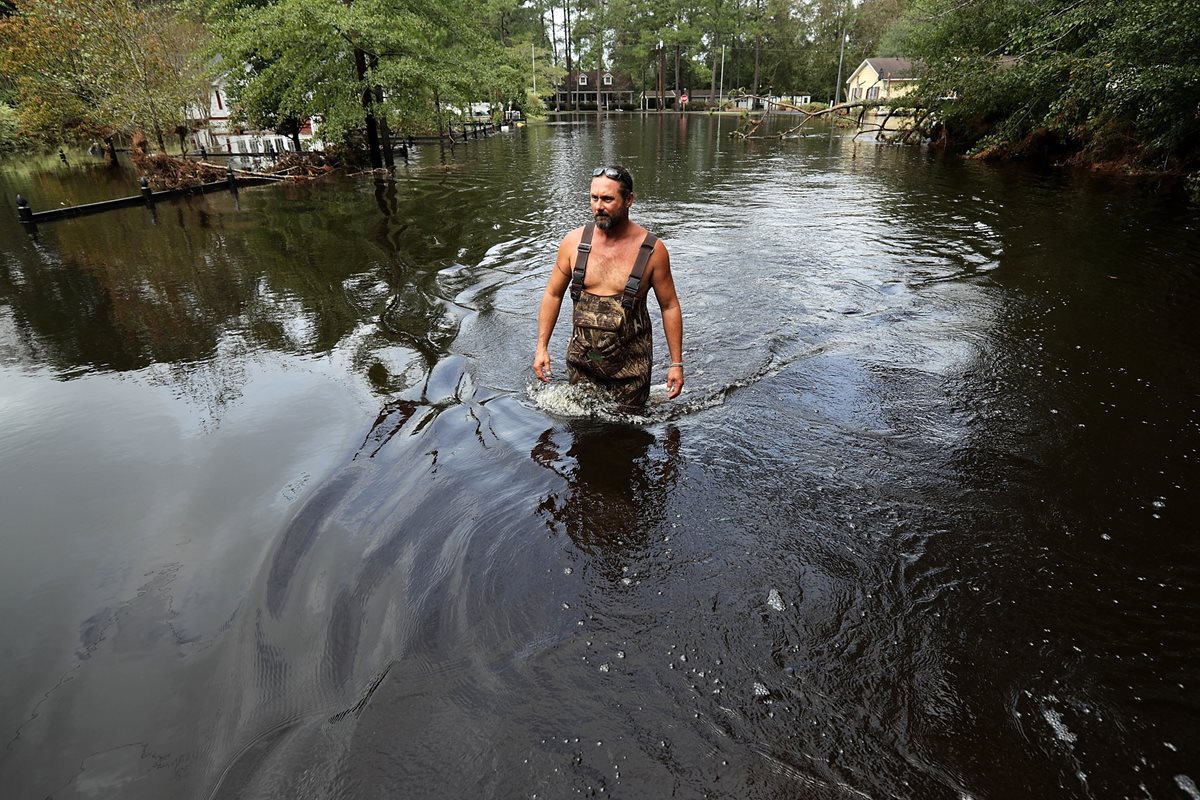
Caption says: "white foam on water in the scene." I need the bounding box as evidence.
[1042,707,1076,745]
[527,380,624,420]
[1177,775,1200,800]
[766,588,785,611]
[525,371,768,428]
[527,380,693,422]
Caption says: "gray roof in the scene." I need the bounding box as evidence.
[864,58,918,79]
[559,71,635,92]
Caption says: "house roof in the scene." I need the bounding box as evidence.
[847,57,921,86]
[559,71,635,92]
[863,57,918,80]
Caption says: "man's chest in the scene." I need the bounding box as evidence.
[578,242,641,293]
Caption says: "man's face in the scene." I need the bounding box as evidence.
[590,177,632,230]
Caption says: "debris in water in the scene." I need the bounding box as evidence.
[767,588,784,611]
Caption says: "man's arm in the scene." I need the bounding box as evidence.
[649,242,684,399]
[533,233,577,383]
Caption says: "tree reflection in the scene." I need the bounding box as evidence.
[531,421,682,580]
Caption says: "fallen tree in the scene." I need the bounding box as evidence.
[717,92,892,140]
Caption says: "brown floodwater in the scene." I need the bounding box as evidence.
[1,115,1198,799]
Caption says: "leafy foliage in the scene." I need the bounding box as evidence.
[0,0,209,148]
[0,102,28,154]
[202,0,560,148]
[896,0,1200,169]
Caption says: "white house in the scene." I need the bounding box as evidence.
[191,72,319,155]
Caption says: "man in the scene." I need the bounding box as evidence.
[533,165,684,413]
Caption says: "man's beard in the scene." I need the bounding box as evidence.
[595,210,622,230]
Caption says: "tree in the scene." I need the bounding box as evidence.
[0,0,209,149]
[895,0,1200,169]
[204,0,543,161]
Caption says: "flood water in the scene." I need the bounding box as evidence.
[2,116,1198,799]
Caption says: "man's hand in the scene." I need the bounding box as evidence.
[533,348,552,383]
[667,365,684,399]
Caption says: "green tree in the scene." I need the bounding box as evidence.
[204,0,547,162]
[0,0,209,149]
[896,0,1200,169]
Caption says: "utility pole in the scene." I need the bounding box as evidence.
[833,2,849,106]
[532,42,537,94]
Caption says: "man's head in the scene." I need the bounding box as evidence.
[590,165,634,230]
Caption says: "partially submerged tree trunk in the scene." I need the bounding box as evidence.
[564,0,573,110]
[710,33,719,106]
[370,54,393,168]
[674,43,680,105]
[434,89,444,139]
[355,46,382,168]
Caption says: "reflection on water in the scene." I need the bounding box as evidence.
[1,118,1199,799]
[532,421,682,580]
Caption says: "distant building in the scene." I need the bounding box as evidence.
[845,58,920,109]
[192,72,318,155]
[642,89,677,111]
[554,71,636,110]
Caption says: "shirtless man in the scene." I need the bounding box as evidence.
[533,165,684,413]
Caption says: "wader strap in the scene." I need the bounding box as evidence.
[569,223,595,302]
[621,232,658,309]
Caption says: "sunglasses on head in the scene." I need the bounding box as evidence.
[592,166,631,187]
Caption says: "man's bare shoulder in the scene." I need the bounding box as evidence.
[560,225,587,249]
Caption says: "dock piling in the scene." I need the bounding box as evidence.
[17,194,37,234]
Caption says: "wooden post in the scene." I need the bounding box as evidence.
[226,164,238,194]
[16,194,37,234]
[140,177,154,207]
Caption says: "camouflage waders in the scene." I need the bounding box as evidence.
[565,223,658,413]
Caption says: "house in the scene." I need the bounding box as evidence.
[844,57,920,109]
[641,89,677,111]
[191,72,319,155]
[554,71,636,110]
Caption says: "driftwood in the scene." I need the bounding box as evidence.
[132,151,335,190]
[346,167,395,178]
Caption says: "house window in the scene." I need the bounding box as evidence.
[867,86,880,100]
[603,74,612,86]
[851,87,861,101]
[214,90,223,110]
[579,75,587,86]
